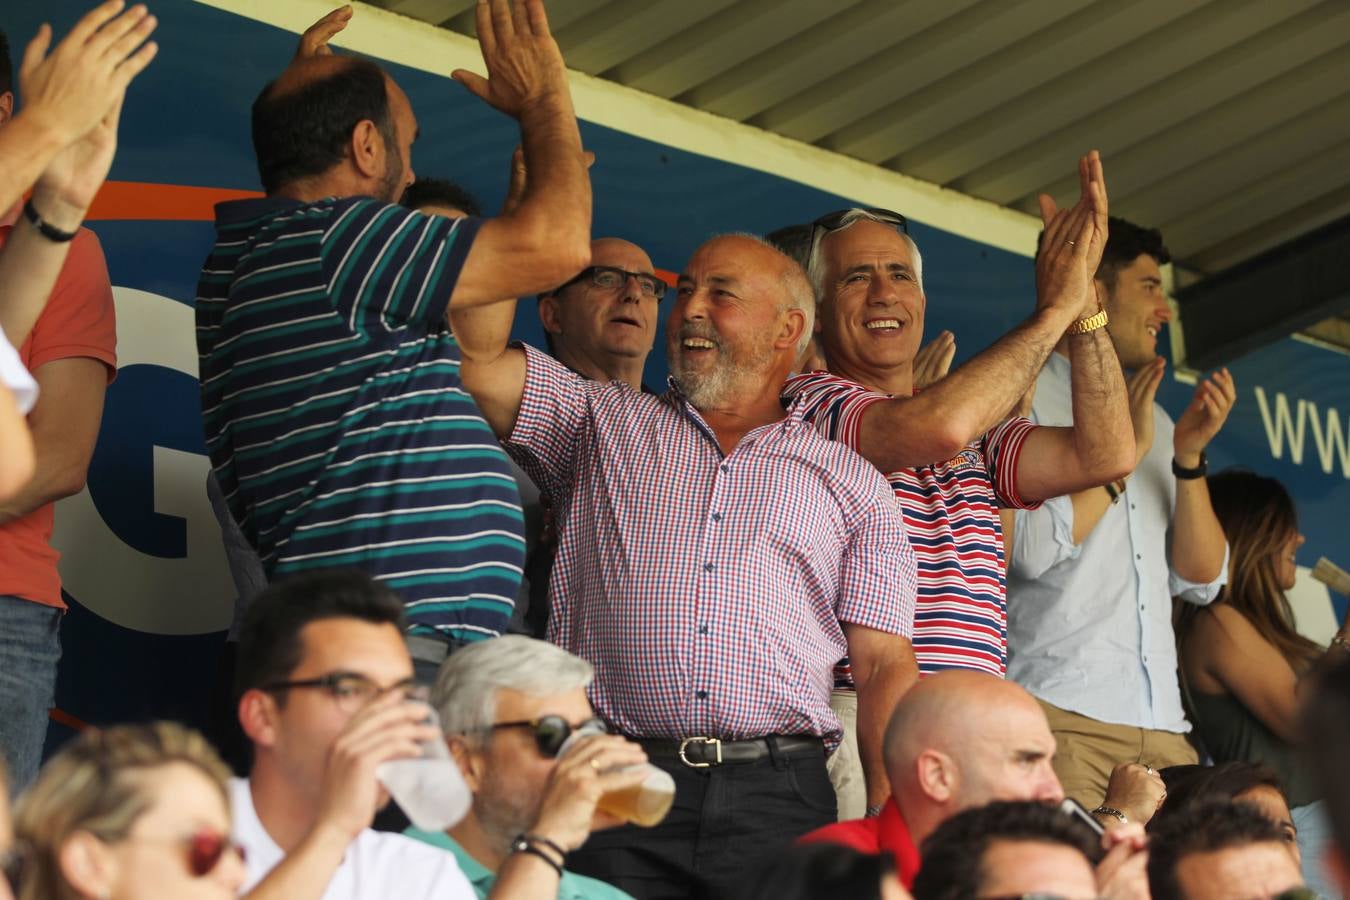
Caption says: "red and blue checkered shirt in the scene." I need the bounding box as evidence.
[507,346,917,744]
[783,372,1040,678]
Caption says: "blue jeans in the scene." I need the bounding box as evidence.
[0,595,61,797]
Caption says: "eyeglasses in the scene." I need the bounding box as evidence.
[488,715,608,758]
[262,672,417,712]
[554,265,667,300]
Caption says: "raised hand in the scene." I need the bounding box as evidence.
[528,734,651,851]
[19,1,158,148]
[1174,367,1236,463]
[1095,822,1151,900]
[1126,357,1164,465]
[452,0,571,120]
[1101,761,1168,827]
[1035,151,1109,322]
[295,5,353,60]
[913,330,955,390]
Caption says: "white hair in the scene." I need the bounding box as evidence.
[805,209,924,303]
[432,636,594,745]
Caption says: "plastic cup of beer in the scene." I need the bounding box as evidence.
[558,722,675,828]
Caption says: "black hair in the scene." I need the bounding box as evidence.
[401,177,482,217]
[250,58,396,195]
[1150,762,1287,835]
[0,28,11,97]
[913,801,1102,900]
[1147,798,1290,900]
[1303,656,1350,864]
[740,844,896,900]
[234,570,407,699]
[765,223,813,269]
[1034,215,1171,289]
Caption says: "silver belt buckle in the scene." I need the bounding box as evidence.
[678,736,722,768]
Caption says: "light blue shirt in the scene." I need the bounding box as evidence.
[404,828,635,900]
[1008,353,1228,733]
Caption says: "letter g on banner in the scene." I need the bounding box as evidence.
[52,287,234,636]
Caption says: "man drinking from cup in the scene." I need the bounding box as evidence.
[416,635,656,899]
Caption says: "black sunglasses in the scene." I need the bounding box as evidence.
[489,715,608,757]
[811,207,908,235]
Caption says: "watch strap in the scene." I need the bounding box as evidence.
[22,200,79,243]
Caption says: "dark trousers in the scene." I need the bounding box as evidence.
[568,737,836,900]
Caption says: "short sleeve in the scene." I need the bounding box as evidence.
[22,227,117,379]
[504,343,594,501]
[321,198,483,334]
[783,372,888,449]
[982,416,1042,510]
[836,481,917,637]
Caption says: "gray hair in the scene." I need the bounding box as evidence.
[714,231,816,356]
[805,209,924,302]
[432,635,594,745]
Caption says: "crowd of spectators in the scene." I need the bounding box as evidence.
[0,2,1347,899]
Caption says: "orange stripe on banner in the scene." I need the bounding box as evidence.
[49,707,90,732]
[656,268,677,287]
[87,181,264,222]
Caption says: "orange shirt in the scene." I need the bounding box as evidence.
[0,223,117,609]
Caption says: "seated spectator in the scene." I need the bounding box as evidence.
[911,801,1148,900]
[412,635,647,898]
[457,231,918,899]
[1151,763,1299,860]
[231,570,610,898]
[739,844,906,900]
[12,721,246,900]
[1302,655,1350,897]
[1148,799,1306,900]
[1178,470,1347,892]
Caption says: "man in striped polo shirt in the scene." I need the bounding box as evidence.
[783,152,1136,817]
[196,0,591,669]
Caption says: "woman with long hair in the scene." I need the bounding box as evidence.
[1176,469,1348,891]
[11,722,245,900]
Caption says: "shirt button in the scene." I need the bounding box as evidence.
[1136,554,1142,560]
[720,463,729,473]
[704,562,715,573]
[695,690,708,700]
[698,625,710,635]
[711,512,723,523]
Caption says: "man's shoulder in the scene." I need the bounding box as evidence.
[797,814,883,852]
[349,828,475,891]
[561,868,639,900]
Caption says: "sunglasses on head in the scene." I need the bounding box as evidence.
[488,715,608,758]
[811,207,908,236]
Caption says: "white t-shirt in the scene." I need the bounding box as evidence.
[0,324,36,413]
[230,778,475,900]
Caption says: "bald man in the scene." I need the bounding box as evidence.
[800,671,1064,889]
[196,0,592,670]
[538,238,663,391]
[456,233,919,899]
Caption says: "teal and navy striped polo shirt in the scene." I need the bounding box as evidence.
[196,195,524,643]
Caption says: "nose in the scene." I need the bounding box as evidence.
[1156,303,1172,323]
[620,273,643,304]
[1040,767,1065,805]
[219,845,248,891]
[1296,533,1306,548]
[867,273,897,304]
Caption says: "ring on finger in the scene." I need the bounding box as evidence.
[590,758,602,772]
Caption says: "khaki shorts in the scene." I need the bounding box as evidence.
[826,689,866,820]
[1039,699,1197,809]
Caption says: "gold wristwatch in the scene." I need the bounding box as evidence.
[1067,308,1109,335]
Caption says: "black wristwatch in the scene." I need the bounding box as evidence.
[1172,451,1207,480]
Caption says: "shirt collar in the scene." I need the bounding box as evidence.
[213,194,306,228]
[403,829,494,889]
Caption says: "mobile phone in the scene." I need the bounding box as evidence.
[1060,797,1106,836]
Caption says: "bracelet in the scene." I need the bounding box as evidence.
[22,200,78,243]
[1104,481,1120,504]
[1093,805,1128,824]
[512,843,563,877]
[1066,308,1109,336]
[1172,451,1208,480]
[519,832,568,862]
[865,804,884,818]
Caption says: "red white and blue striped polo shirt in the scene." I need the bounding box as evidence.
[783,372,1040,677]
[507,346,917,745]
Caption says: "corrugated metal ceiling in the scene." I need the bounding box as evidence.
[370,0,1350,340]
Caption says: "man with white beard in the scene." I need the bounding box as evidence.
[456,233,918,900]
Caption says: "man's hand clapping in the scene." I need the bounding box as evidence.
[1035,151,1110,323]
[452,0,571,120]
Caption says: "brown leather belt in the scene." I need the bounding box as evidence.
[636,735,824,768]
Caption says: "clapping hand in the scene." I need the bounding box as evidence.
[453,0,571,120]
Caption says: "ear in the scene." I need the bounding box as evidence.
[446,736,485,793]
[0,93,13,127]
[776,307,807,352]
[238,688,280,749]
[915,749,955,805]
[60,831,117,900]
[538,293,564,336]
[349,119,385,180]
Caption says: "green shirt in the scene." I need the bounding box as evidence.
[404,828,634,900]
